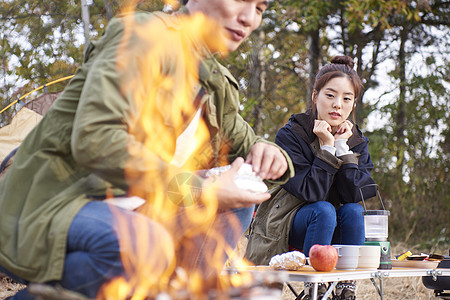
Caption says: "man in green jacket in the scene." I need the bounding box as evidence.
[0,0,293,298]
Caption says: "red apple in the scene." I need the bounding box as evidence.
[309,244,338,272]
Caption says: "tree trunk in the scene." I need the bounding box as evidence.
[339,8,348,56]
[2,37,6,101]
[103,0,113,20]
[396,26,409,180]
[355,30,364,125]
[81,0,91,51]
[307,29,320,109]
[249,30,266,136]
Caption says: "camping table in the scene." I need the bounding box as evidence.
[225,265,450,300]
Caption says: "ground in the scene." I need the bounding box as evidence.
[0,275,25,299]
[0,241,446,299]
[0,274,439,299]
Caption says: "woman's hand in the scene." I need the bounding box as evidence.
[313,120,335,147]
[334,120,353,140]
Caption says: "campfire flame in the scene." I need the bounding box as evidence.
[97,1,254,299]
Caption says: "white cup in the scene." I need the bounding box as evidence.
[358,245,381,269]
[333,245,359,270]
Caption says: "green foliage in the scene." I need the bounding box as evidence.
[284,0,335,31]
[1,0,86,124]
[230,0,450,247]
[343,0,423,32]
[222,3,311,140]
[367,60,449,245]
[0,0,165,124]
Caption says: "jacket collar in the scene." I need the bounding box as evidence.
[290,109,365,149]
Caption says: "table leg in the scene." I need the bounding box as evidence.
[297,290,305,300]
[379,277,384,300]
[370,278,381,297]
[311,282,318,300]
[285,282,305,300]
[286,282,299,298]
[322,281,337,299]
[370,277,385,300]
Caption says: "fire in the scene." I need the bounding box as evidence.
[97,1,254,299]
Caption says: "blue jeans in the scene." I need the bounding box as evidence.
[6,202,253,299]
[171,205,254,279]
[289,201,364,256]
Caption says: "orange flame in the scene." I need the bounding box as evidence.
[97,1,254,299]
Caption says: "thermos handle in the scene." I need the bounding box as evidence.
[359,184,385,212]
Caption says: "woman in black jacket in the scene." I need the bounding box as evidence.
[275,55,375,299]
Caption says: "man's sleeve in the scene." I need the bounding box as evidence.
[219,86,293,184]
[71,15,182,194]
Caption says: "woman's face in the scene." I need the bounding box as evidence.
[314,76,355,127]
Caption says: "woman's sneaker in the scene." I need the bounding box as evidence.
[335,280,356,300]
[304,282,333,300]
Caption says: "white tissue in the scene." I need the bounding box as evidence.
[205,163,268,193]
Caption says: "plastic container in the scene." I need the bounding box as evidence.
[363,210,389,241]
[360,184,390,242]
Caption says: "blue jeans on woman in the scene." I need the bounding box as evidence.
[289,201,364,256]
[4,201,253,299]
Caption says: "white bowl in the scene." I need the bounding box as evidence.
[358,245,380,269]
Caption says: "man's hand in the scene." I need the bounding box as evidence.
[202,158,270,210]
[313,120,334,147]
[245,142,288,180]
[334,120,353,140]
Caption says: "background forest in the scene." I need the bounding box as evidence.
[1,0,449,252]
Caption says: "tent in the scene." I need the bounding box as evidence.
[0,91,62,177]
[0,75,72,177]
